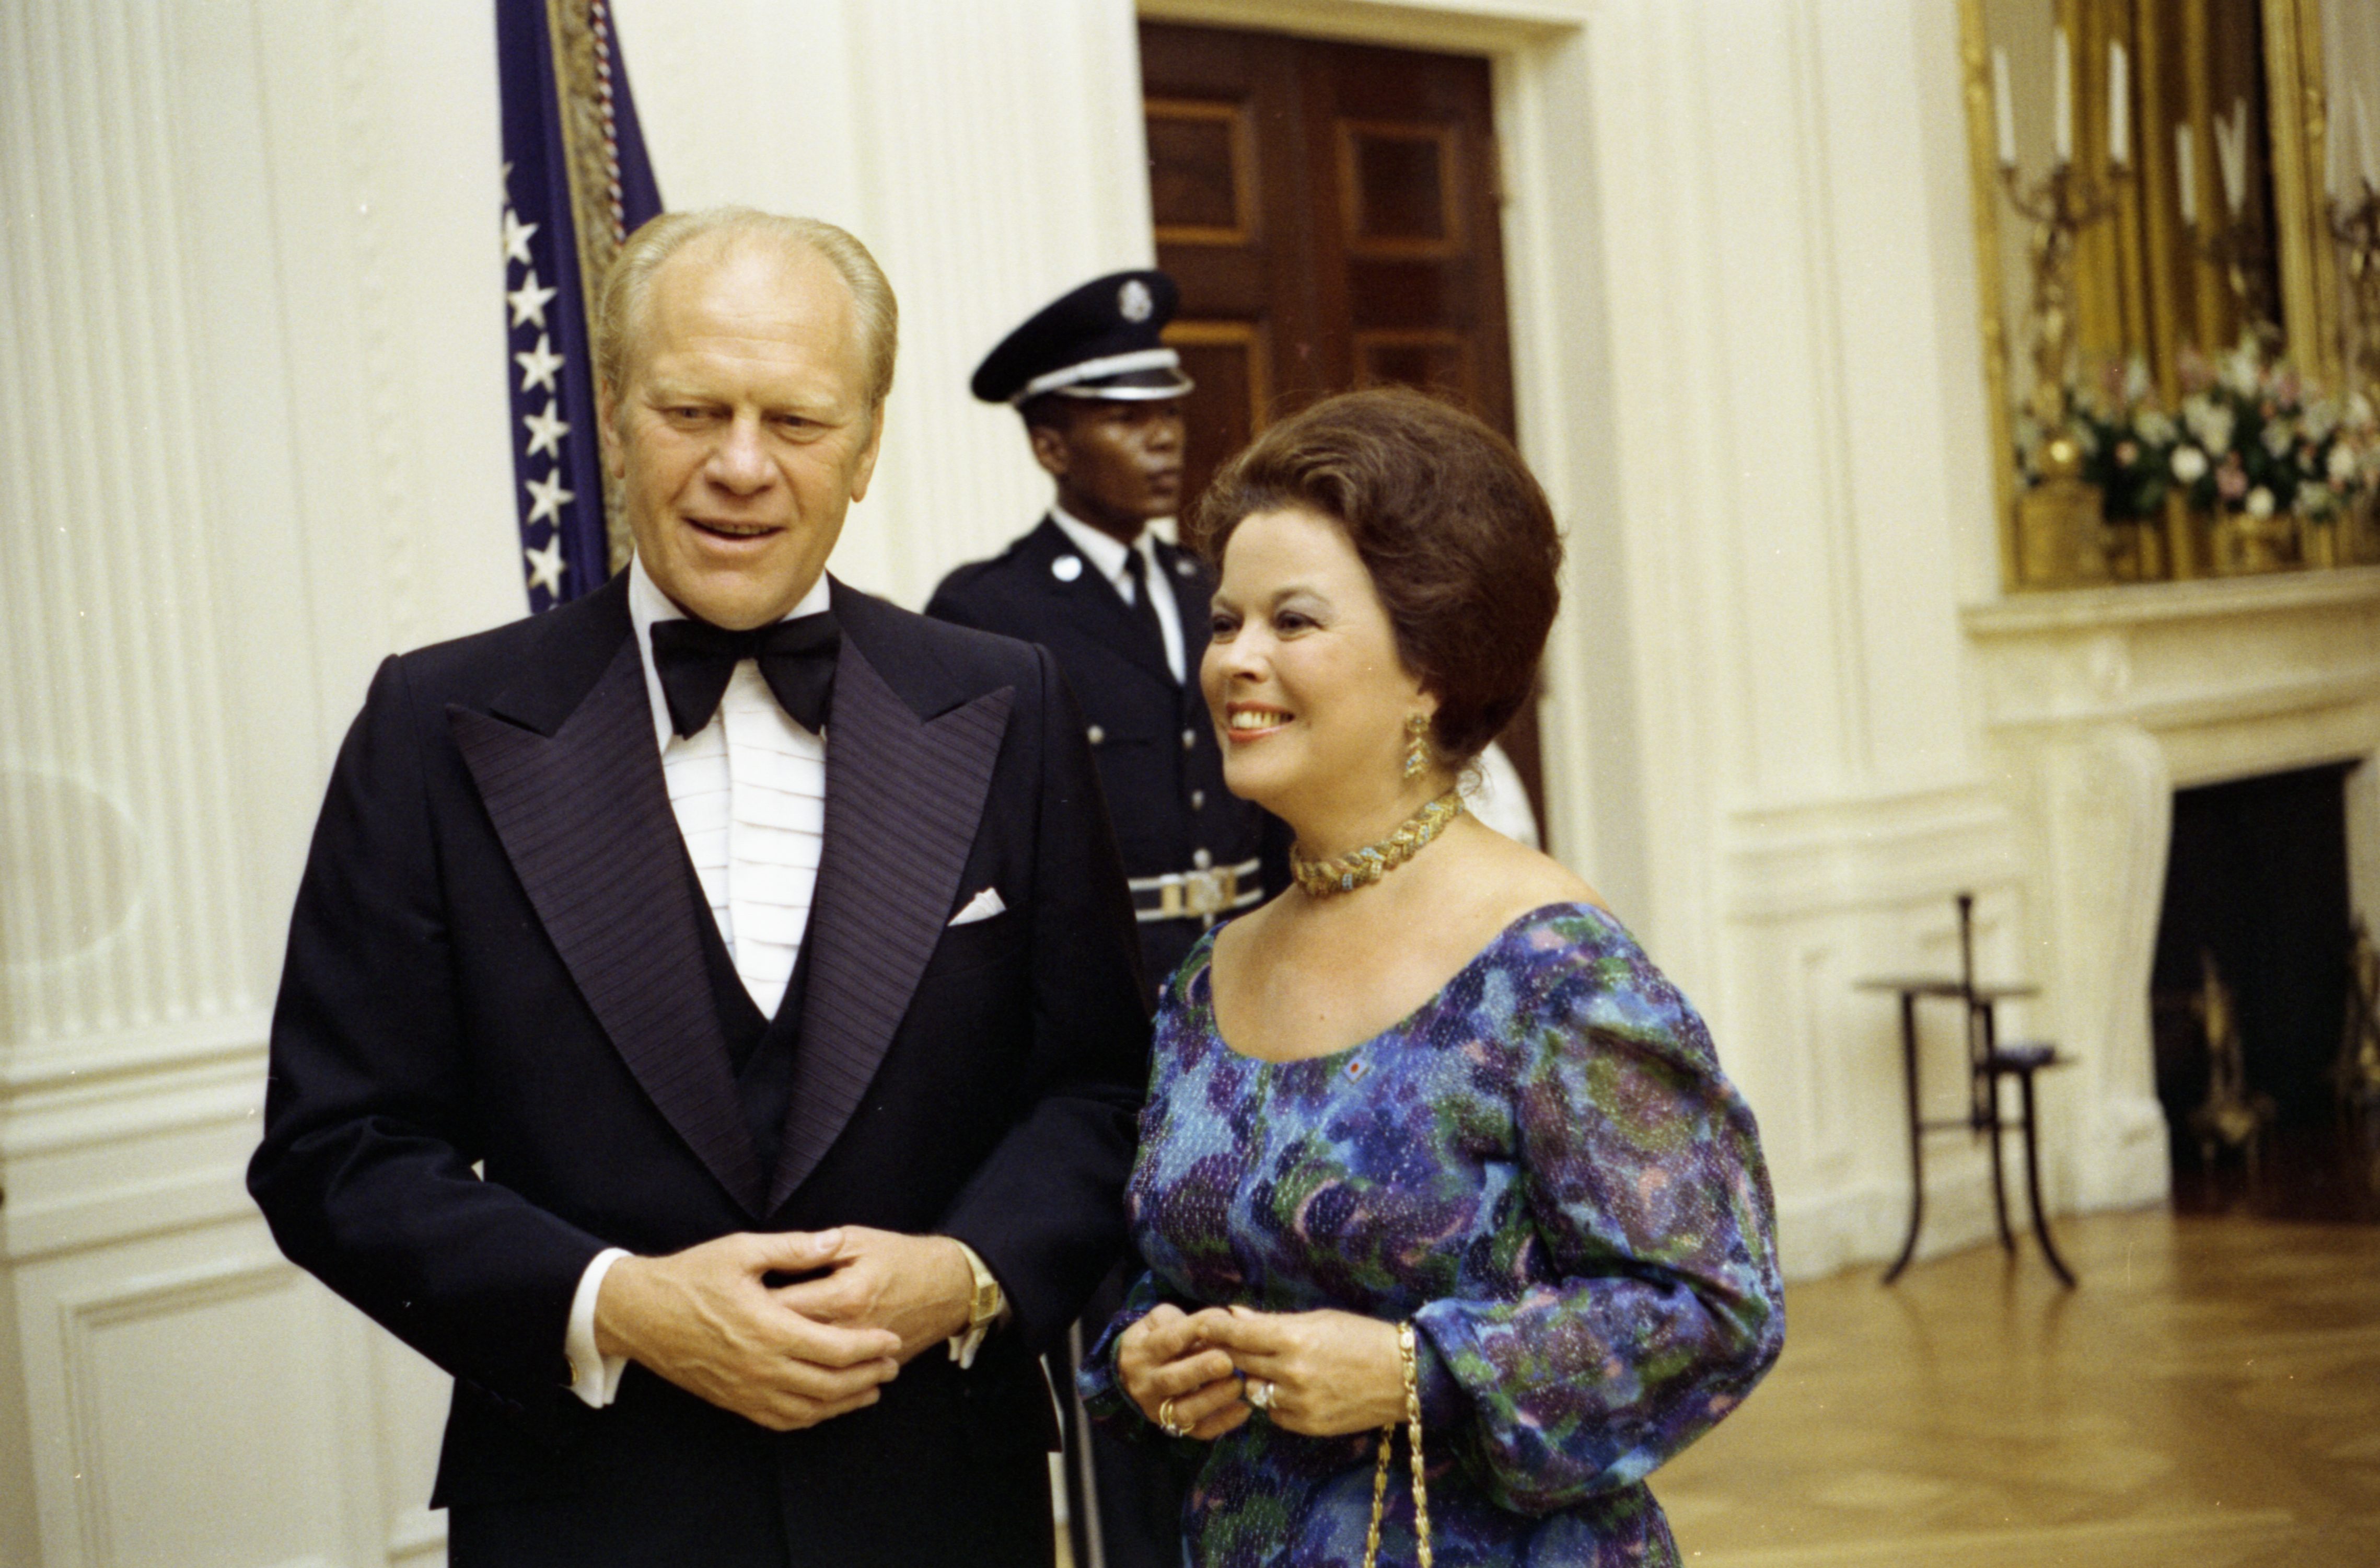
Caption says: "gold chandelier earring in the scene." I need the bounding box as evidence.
[1401,712,1432,781]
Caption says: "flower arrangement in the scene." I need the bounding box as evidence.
[2016,347,2380,526]
[2014,358,2176,524]
[2166,345,2377,523]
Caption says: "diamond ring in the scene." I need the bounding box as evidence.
[1246,1378,1275,1411]
[1158,1396,1188,1438]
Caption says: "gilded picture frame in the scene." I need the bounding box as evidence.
[1958,0,2342,590]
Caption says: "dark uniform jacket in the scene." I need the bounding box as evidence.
[927,516,1281,986]
[248,570,1150,1566]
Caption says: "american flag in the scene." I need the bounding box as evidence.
[495,0,661,611]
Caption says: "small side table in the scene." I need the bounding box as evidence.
[1859,894,2075,1287]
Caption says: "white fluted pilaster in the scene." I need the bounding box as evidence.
[0,0,254,1059]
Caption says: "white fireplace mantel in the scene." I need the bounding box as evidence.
[1961,566,2380,1212]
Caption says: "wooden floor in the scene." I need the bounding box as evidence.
[1655,1209,2380,1566]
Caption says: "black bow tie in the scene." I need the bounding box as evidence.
[649,610,840,737]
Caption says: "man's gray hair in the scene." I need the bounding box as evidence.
[596,206,898,412]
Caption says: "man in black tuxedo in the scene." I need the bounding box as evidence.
[249,208,1149,1565]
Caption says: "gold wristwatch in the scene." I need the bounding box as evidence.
[947,1241,1005,1369]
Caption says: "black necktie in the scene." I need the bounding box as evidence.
[649,610,840,737]
[1122,549,1168,672]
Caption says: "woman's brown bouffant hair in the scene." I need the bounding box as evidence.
[1187,387,1563,765]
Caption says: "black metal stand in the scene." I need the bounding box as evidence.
[1861,894,2077,1289]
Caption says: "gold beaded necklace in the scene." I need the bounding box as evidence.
[1288,789,1465,898]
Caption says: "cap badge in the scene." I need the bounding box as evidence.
[1052,554,1084,582]
[1118,279,1154,322]
[1174,558,1197,578]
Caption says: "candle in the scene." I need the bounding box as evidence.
[2176,122,2197,226]
[2107,42,2129,167]
[2215,97,2249,217]
[2325,82,2341,197]
[1992,47,2017,169]
[2360,87,2377,193]
[2053,28,2072,167]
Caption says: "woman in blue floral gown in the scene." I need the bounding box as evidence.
[1078,389,1784,1567]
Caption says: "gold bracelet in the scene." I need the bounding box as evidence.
[1361,1321,1434,1568]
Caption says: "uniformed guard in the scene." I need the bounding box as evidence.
[928,271,1284,1568]
[930,270,1281,987]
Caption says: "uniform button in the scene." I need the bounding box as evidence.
[1181,728,1197,750]
[1192,848,1213,870]
[1191,789,1206,810]
[1086,724,1105,745]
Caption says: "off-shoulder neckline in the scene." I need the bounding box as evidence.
[1193,900,1625,1067]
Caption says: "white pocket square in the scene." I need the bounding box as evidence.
[948,886,1006,926]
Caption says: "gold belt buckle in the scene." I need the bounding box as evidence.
[1184,866,1236,919]
[1155,866,1239,922]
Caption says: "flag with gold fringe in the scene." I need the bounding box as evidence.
[496,0,661,610]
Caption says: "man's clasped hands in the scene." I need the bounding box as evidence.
[1117,1301,1413,1442]
[587,1219,1419,1443]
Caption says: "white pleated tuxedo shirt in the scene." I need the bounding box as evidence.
[631,556,830,1019]
[564,554,830,1406]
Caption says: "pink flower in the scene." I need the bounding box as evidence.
[2216,460,2248,501]
[2115,440,2139,467]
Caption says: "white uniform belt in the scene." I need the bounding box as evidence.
[1127,857,1263,924]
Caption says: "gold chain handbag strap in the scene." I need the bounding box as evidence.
[1361,1322,1434,1568]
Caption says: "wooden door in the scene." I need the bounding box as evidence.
[1141,22,1544,833]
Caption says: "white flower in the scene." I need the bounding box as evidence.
[2330,443,2360,483]
[2301,399,2340,443]
[2184,396,2235,454]
[2124,356,2153,402]
[2220,345,2261,395]
[2137,410,2178,445]
[2298,481,2336,516]
[2349,392,2375,429]
[2247,486,2275,518]
[2261,420,2295,458]
[2171,445,2210,482]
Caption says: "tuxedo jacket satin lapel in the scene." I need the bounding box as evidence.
[448,575,768,1217]
[772,610,1012,1210]
[442,571,1020,1220]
